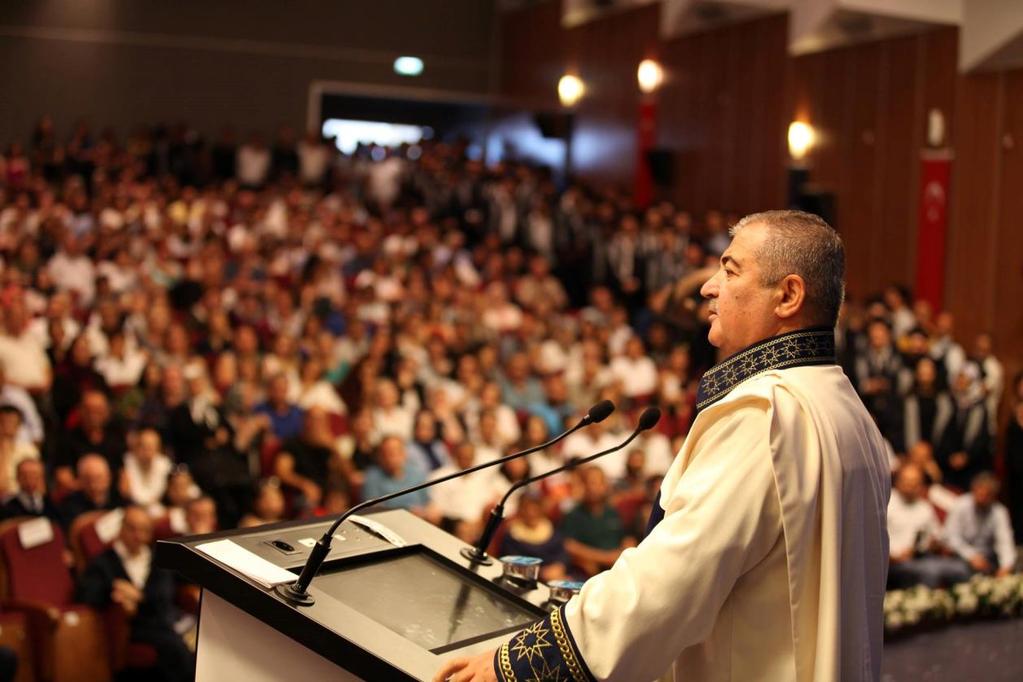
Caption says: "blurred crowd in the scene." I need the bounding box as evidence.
[0,117,1020,676]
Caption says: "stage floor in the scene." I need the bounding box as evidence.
[882,619,1023,681]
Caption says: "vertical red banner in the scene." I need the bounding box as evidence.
[634,99,657,209]
[916,150,952,311]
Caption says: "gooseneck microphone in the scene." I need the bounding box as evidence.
[463,406,661,566]
[274,400,615,605]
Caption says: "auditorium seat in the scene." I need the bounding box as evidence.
[0,518,110,682]
[0,608,36,682]
[104,604,159,677]
[69,510,122,575]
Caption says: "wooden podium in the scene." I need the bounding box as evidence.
[156,510,551,681]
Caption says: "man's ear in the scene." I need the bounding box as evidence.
[775,274,806,320]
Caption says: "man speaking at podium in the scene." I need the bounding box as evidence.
[436,211,890,682]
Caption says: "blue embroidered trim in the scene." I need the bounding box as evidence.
[495,604,595,682]
[695,327,836,411]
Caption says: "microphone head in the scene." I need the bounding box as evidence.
[637,406,662,432]
[586,400,615,424]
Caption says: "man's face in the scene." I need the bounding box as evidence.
[895,466,925,501]
[699,223,780,358]
[185,499,217,534]
[379,438,406,476]
[16,461,44,495]
[81,392,110,429]
[120,508,153,556]
[973,483,996,510]
[80,459,111,500]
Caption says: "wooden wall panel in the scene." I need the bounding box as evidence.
[788,30,957,301]
[656,14,789,216]
[946,72,1002,343]
[499,2,661,185]
[874,36,921,292]
[993,70,1023,384]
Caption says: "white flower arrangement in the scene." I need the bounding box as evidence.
[883,573,1023,635]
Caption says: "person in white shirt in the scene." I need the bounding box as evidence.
[124,429,174,509]
[46,234,97,307]
[26,291,80,351]
[427,441,495,542]
[0,365,43,444]
[297,131,332,187]
[94,330,148,389]
[562,415,629,482]
[887,463,967,588]
[370,378,414,441]
[608,336,659,401]
[236,133,271,188]
[944,472,1018,577]
[972,333,1004,435]
[0,405,39,496]
[0,298,52,391]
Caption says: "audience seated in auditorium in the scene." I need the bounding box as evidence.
[887,464,967,588]
[0,118,1016,678]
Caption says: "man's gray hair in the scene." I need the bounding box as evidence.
[730,210,845,326]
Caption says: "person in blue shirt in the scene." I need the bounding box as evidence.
[254,373,304,442]
[361,436,441,524]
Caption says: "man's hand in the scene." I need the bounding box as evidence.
[433,650,498,682]
[996,567,1012,578]
[301,481,323,506]
[890,549,913,564]
[969,555,992,573]
[111,578,142,616]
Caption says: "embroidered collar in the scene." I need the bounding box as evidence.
[696,326,836,411]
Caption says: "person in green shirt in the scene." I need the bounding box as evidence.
[559,466,636,577]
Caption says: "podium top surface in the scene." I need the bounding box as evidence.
[157,509,550,681]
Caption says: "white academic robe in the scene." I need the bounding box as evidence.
[496,364,890,682]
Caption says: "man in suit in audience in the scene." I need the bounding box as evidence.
[76,505,193,682]
[57,453,125,528]
[2,458,58,520]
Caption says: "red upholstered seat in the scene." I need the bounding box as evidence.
[1,521,74,605]
[0,519,110,682]
[0,609,35,682]
[69,510,119,574]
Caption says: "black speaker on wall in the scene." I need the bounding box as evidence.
[646,148,675,187]
[533,112,574,139]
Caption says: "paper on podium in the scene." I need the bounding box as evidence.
[196,539,297,588]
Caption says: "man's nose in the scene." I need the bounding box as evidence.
[700,272,719,298]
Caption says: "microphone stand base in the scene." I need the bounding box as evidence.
[274,582,316,606]
[460,546,494,566]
